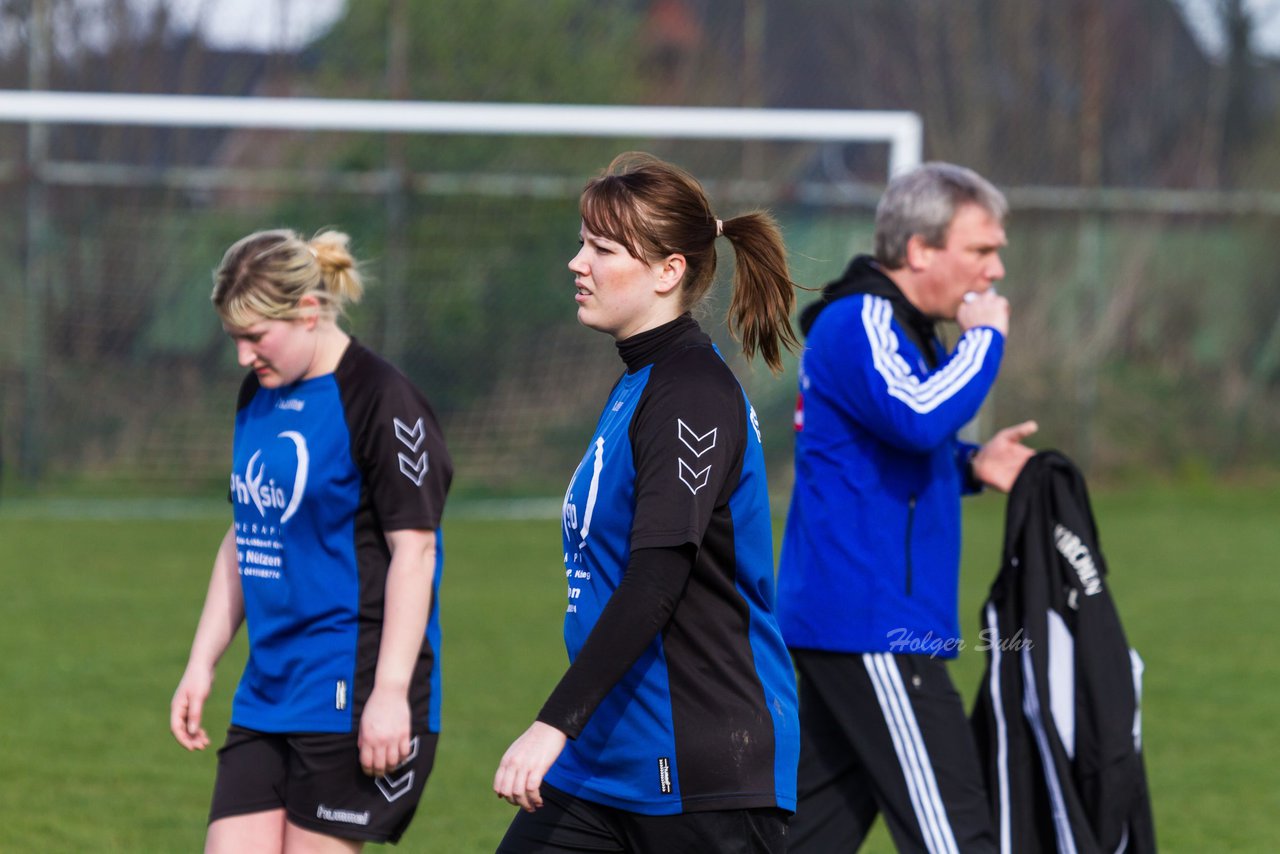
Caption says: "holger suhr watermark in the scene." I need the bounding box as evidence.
[886,627,1032,658]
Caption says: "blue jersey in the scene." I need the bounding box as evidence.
[546,316,798,815]
[229,339,451,733]
[777,257,1003,656]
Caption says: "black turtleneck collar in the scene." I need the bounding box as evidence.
[616,313,707,374]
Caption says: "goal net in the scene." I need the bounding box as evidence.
[0,91,919,498]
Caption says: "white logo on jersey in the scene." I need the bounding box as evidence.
[241,450,273,516]
[562,466,583,546]
[677,419,717,457]
[277,431,308,524]
[563,436,605,560]
[399,453,429,485]
[1054,523,1103,596]
[578,437,605,547]
[394,417,429,485]
[394,417,425,451]
[276,398,304,412]
[230,431,309,523]
[749,405,762,444]
[678,458,712,494]
[677,419,715,494]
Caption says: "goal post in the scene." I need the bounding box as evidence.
[0,90,923,176]
[0,90,920,495]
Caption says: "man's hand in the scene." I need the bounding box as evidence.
[972,420,1038,492]
[957,289,1010,335]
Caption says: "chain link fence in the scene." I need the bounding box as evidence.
[4,126,1280,499]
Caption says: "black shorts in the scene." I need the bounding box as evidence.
[209,725,438,844]
[497,783,789,853]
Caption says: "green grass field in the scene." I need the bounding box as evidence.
[2,484,1277,852]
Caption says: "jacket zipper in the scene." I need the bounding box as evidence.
[905,495,916,595]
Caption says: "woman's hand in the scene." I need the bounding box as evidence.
[493,721,568,812]
[359,686,413,777]
[170,666,213,751]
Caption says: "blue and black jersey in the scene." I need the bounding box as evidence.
[228,339,451,734]
[542,314,799,816]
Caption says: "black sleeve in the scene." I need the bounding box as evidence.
[537,544,695,738]
[627,351,745,551]
[227,372,261,504]
[344,354,453,531]
[235,371,261,412]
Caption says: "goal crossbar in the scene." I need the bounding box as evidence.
[0,90,922,175]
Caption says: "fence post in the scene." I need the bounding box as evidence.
[1074,214,1103,472]
[382,0,411,365]
[21,0,51,484]
[1074,0,1106,473]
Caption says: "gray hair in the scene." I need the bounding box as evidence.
[873,162,1007,269]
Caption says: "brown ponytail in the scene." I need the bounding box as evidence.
[720,213,801,374]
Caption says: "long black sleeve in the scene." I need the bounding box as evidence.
[537,544,695,739]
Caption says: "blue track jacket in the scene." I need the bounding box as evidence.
[777,256,1004,656]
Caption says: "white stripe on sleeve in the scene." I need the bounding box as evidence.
[861,295,994,414]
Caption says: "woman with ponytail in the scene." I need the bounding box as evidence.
[171,228,452,852]
[494,153,800,852]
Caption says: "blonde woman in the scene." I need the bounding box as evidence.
[171,229,452,852]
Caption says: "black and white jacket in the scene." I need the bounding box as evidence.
[971,451,1156,853]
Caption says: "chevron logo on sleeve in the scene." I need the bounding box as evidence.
[678,419,717,457]
[398,452,428,486]
[394,417,425,452]
[393,417,429,485]
[678,458,712,494]
[676,419,716,494]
